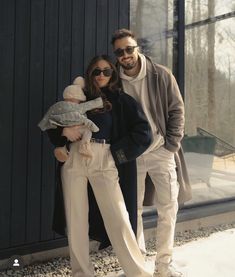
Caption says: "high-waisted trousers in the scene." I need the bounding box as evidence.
[61,141,153,277]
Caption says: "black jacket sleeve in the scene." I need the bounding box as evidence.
[110,93,152,165]
[46,127,67,147]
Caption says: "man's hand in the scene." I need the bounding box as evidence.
[62,126,82,142]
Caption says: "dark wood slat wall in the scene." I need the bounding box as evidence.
[11,0,31,246]
[57,0,72,98]
[26,0,45,244]
[108,0,119,55]
[84,0,97,72]
[96,0,108,54]
[41,0,59,242]
[0,0,15,250]
[119,0,130,30]
[71,0,85,79]
[0,0,129,259]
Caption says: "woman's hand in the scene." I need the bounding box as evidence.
[62,126,82,142]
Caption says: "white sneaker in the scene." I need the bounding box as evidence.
[154,263,183,277]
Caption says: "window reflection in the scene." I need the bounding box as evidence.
[130,0,173,68]
[184,16,235,204]
[185,0,235,25]
[130,0,235,206]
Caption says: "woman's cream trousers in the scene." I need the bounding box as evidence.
[61,141,152,277]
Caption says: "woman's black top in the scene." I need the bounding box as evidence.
[87,87,114,142]
[87,110,112,142]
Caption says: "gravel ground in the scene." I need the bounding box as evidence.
[1,222,235,277]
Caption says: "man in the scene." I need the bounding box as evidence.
[111,29,192,277]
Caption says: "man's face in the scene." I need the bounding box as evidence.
[113,36,139,70]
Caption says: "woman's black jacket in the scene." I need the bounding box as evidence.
[46,89,152,247]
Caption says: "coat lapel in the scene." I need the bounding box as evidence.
[146,58,165,135]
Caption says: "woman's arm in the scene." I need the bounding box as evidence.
[46,126,82,147]
[110,93,152,165]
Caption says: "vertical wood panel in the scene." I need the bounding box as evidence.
[40,0,59,241]
[57,0,72,98]
[96,0,108,54]
[10,0,31,246]
[119,0,130,28]
[71,0,85,79]
[0,0,130,257]
[107,0,119,55]
[0,0,15,249]
[84,0,97,70]
[26,0,45,243]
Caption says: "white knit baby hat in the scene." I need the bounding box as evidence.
[63,76,86,101]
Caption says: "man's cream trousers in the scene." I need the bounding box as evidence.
[136,146,179,265]
[61,141,152,277]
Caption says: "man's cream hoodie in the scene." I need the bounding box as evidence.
[120,53,164,154]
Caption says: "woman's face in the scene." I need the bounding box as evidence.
[92,60,113,88]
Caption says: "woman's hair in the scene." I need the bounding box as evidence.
[85,55,119,114]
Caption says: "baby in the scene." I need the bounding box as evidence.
[38,77,103,162]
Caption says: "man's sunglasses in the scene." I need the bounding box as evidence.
[113,45,138,57]
[92,68,113,77]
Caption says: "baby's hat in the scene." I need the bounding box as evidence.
[63,76,86,101]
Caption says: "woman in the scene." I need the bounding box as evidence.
[47,55,153,277]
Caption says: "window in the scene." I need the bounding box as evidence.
[130,0,174,69]
[130,0,235,207]
[184,2,235,205]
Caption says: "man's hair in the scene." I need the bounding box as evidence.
[111,28,137,45]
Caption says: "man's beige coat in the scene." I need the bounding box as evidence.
[143,56,192,204]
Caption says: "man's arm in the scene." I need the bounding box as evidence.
[165,72,185,152]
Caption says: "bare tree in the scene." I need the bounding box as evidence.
[207,0,216,132]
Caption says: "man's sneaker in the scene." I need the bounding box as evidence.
[154,263,183,277]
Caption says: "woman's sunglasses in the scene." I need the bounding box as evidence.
[113,45,138,57]
[92,68,113,77]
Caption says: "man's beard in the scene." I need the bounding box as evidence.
[119,59,138,70]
